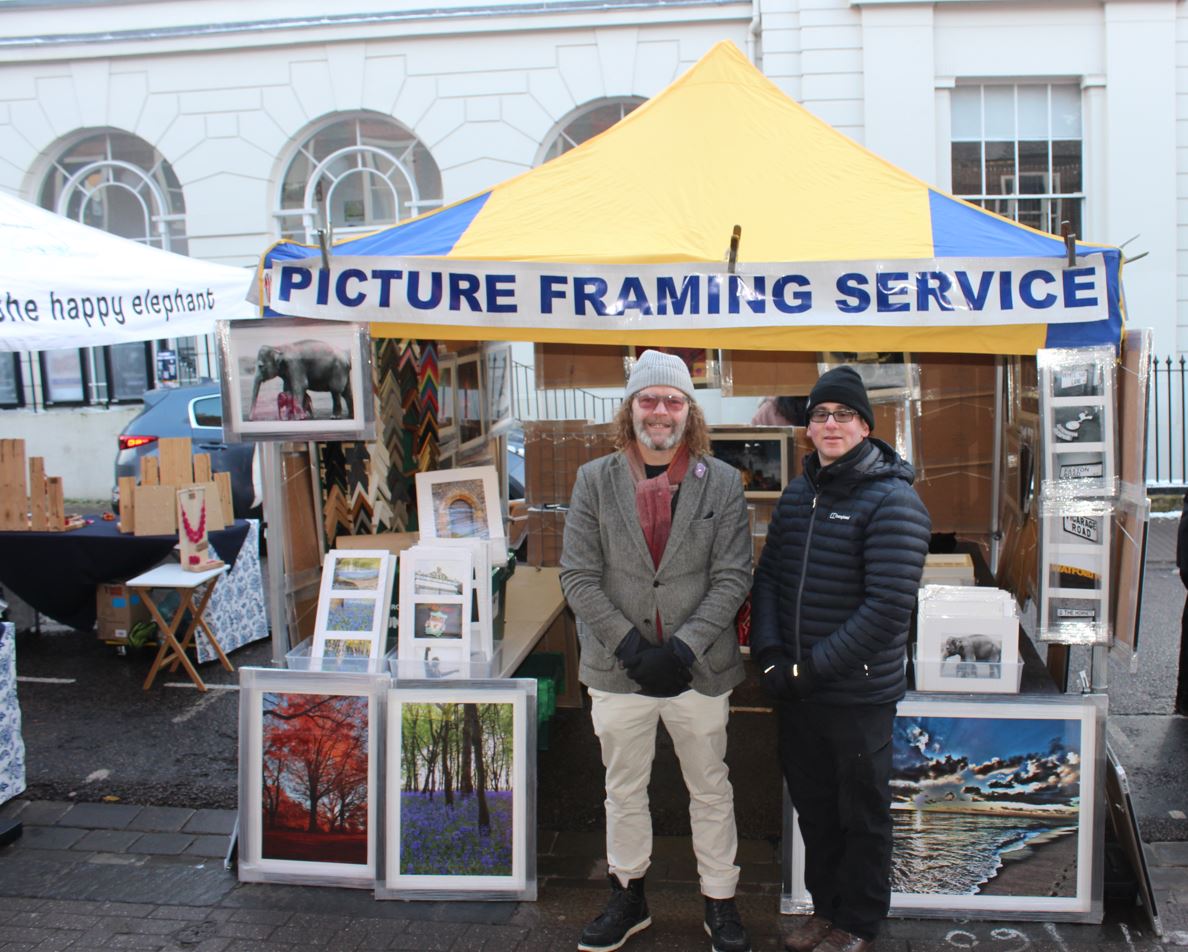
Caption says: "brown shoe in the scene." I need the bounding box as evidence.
[784,915,832,952]
[813,927,874,952]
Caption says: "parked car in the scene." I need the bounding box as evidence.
[112,382,261,520]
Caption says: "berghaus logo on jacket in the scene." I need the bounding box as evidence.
[828,511,851,521]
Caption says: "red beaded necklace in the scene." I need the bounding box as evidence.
[180,498,206,544]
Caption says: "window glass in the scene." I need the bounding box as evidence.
[541,98,645,163]
[1051,85,1082,137]
[41,349,86,404]
[193,395,223,429]
[950,142,982,195]
[278,113,443,242]
[108,342,150,402]
[984,87,1016,140]
[1017,85,1049,138]
[0,355,21,407]
[950,87,982,140]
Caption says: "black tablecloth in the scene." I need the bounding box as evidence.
[0,517,250,631]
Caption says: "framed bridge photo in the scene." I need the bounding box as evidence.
[216,317,375,443]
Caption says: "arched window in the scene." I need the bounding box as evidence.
[539,98,645,165]
[40,131,187,253]
[277,113,443,242]
[33,131,190,406]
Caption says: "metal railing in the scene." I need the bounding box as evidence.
[1150,355,1188,487]
[512,360,618,423]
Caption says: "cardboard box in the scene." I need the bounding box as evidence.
[96,582,151,642]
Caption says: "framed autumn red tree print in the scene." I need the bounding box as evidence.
[237,668,387,887]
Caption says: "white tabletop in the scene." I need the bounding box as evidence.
[126,562,228,589]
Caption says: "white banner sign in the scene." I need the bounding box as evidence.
[266,256,1110,329]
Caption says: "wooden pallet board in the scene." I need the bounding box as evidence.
[0,440,28,530]
[140,455,160,486]
[117,475,137,533]
[132,485,178,536]
[157,437,192,486]
[193,453,212,483]
[28,456,48,531]
[46,476,64,531]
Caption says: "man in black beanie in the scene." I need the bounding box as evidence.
[751,366,930,952]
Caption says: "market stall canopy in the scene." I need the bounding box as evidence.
[0,191,255,352]
[259,41,1124,356]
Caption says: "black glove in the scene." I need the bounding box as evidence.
[616,630,692,697]
[757,652,818,702]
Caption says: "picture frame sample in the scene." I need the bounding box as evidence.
[819,352,915,401]
[377,679,537,900]
[782,693,1106,922]
[237,667,388,888]
[216,317,375,443]
[438,354,457,443]
[415,465,503,542]
[312,549,392,663]
[1037,347,1116,493]
[431,536,495,662]
[915,615,1021,693]
[484,343,514,436]
[708,430,789,498]
[398,545,473,678]
[455,351,486,451]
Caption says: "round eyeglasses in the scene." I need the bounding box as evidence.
[808,407,858,424]
[635,393,688,412]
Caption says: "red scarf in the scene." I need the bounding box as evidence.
[624,443,692,644]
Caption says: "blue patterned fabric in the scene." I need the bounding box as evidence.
[197,520,268,664]
[0,622,26,803]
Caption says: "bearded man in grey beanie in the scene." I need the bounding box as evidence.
[561,349,753,952]
[752,365,931,952]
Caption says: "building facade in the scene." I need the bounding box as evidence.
[0,0,1178,496]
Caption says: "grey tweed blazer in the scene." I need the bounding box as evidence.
[560,451,752,696]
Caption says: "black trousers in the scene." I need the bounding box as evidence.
[1178,598,1188,714]
[778,700,897,941]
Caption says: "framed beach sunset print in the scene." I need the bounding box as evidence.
[237,667,389,888]
[783,693,1105,922]
[376,679,538,900]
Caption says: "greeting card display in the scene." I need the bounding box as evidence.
[1037,347,1116,495]
[915,586,1021,693]
[1037,503,1112,645]
[398,545,473,678]
[311,549,393,665]
[415,466,504,544]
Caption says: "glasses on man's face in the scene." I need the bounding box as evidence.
[635,393,688,412]
[808,407,858,424]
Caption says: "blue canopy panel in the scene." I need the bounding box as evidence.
[259,192,490,316]
[928,191,1123,350]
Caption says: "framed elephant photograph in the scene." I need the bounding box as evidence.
[216,317,375,443]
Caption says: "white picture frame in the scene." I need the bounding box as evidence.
[415,465,503,543]
[782,693,1106,923]
[915,615,1021,693]
[237,667,387,888]
[438,353,457,444]
[431,536,495,662]
[1037,507,1113,645]
[1037,347,1116,493]
[484,342,514,436]
[216,317,375,443]
[377,679,537,900]
[455,351,486,452]
[398,545,473,677]
[312,549,392,662]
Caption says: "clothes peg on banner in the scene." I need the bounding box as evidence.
[727,224,742,274]
[1061,220,1077,268]
[317,229,331,271]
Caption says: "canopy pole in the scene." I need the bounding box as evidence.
[727,225,741,274]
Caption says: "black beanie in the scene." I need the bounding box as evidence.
[807,366,875,431]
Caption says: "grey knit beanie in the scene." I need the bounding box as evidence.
[626,350,696,399]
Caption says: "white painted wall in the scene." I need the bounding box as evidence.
[0,406,138,501]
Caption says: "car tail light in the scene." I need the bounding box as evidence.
[119,434,158,451]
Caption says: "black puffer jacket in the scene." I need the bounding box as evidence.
[751,437,931,706]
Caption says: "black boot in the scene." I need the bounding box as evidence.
[704,896,751,952]
[577,874,651,952]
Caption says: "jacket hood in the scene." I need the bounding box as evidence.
[804,437,916,490]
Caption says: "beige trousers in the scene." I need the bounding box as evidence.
[589,687,740,898]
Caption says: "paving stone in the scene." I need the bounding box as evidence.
[1152,841,1188,866]
[58,804,142,831]
[74,831,142,853]
[9,804,72,827]
[6,913,96,932]
[211,922,276,942]
[16,828,86,851]
[128,833,193,856]
[125,808,195,834]
[224,910,290,926]
[0,802,27,821]
[182,836,227,860]
[180,812,235,837]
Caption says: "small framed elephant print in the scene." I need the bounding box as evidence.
[217,318,375,443]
